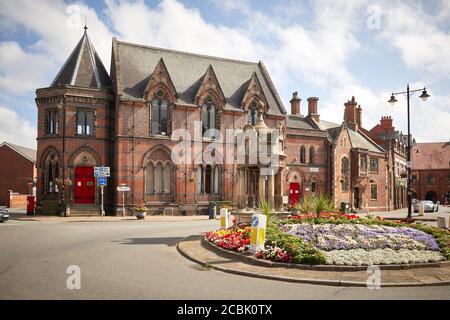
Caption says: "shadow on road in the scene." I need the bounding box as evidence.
[113,237,184,246]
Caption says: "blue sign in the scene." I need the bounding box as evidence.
[251,216,259,227]
[98,177,107,186]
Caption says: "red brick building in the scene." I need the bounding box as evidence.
[0,142,37,207]
[368,116,408,210]
[35,29,393,215]
[411,142,450,205]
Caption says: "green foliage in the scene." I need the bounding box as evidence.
[293,194,336,222]
[256,200,279,224]
[265,224,326,265]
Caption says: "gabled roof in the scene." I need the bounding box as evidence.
[348,129,384,153]
[51,29,111,89]
[411,142,450,170]
[194,65,226,105]
[0,142,36,163]
[112,39,286,114]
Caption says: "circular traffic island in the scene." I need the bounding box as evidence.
[204,214,449,270]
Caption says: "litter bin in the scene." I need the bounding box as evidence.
[208,202,217,219]
[26,195,35,215]
[340,202,350,214]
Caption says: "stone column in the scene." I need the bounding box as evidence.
[268,174,275,209]
[258,172,265,207]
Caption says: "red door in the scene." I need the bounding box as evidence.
[74,167,95,204]
[289,183,300,207]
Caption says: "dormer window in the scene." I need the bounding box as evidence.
[202,95,217,139]
[151,90,168,136]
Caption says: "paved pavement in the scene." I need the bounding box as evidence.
[1,218,449,299]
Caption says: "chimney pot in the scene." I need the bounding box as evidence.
[307,97,319,121]
[290,91,301,115]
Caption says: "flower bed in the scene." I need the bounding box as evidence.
[204,215,449,266]
[280,223,440,251]
[205,227,251,253]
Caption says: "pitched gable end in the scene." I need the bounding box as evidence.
[143,58,177,101]
[240,72,268,112]
[194,65,226,107]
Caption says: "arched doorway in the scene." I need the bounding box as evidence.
[353,186,362,209]
[289,183,300,207]
[425,191,437,203]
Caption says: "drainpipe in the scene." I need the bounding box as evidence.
[61,97,66,216]
[132,101,135,207]
[185,106,188,206]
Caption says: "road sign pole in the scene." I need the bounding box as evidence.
[101,185,105,218]
[122,190,125,217]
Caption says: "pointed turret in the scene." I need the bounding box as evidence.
[51,28,111,89]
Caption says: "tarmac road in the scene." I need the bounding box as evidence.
[0,219,449,299]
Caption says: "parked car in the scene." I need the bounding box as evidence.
[0,208,10,222]
[413,200,438,213]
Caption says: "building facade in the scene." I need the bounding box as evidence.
[35,30,395,215]
[411,142,450,205]
[368,116,408,210]
[0,142,37,207]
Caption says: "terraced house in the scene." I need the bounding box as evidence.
[35,29,394,215]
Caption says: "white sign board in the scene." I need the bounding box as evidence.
[117,186,131,192]
[309,167,319,172]
[94,166,110,177]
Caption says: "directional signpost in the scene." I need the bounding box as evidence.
[94,167,110,219]
[117,184,131,217]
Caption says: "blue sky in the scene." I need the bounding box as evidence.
[0,0,449,148]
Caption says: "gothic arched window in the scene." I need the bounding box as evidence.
[151,90,169,135]
[341,157,349,175]
[196,164,221,195]
[145,161,172,195]
[202,95,217,138]
[309,146,315,164]
[300,146,306,164]
[247,100,258,126]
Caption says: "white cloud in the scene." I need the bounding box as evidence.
[105,0,258,61]
[0,106,36,149]
[378,0,450,78]
[0,41,55,95]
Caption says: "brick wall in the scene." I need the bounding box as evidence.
[0,145,35,206]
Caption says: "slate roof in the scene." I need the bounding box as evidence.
[51,30,111,88]
[285,115,317,130]
[0,142,36,163]
[112,39,286,115]
[348,129,384,153]
[411,142,450,170]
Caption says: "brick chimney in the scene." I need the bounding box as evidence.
[380,116,394,132]
[290,91,301,115]
[344,96,357,124]
[307,97,320,122]
[356,105,362,127]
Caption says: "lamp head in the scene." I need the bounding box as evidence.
[388,93,398,105]
[419,88,430,101]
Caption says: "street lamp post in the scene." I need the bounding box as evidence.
[388,85,430,220]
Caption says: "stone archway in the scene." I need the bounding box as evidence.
[425,191,437,203]
[68,148,101,205]
[353,186,363,209]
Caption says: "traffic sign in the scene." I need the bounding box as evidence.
[94,166,110,177]
[98,177,107,186]
[117,186,130,192]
